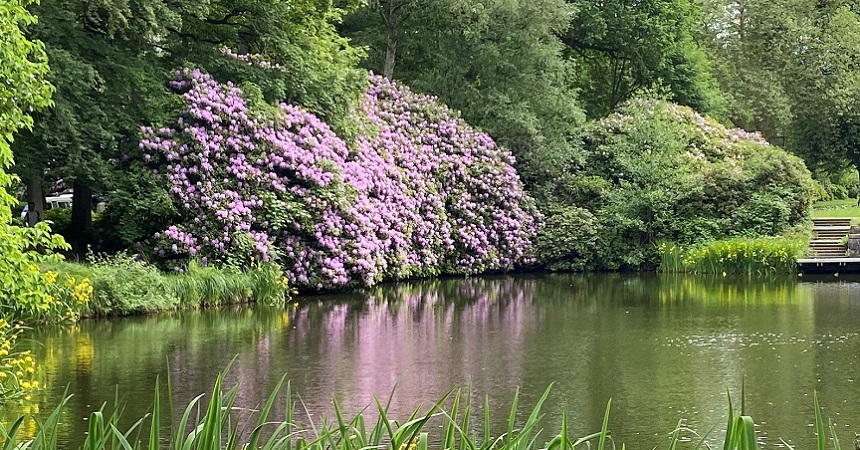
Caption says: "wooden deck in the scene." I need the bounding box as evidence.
[797,257,860,273]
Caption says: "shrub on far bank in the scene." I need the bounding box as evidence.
[43,255,179,316]
[533,206,600,271]
[811,169,860,202]
[536,99,814,271]
[42,255,288,317]
[141,70,538,290]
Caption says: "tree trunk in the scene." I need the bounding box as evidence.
[383,28,398,79]
[25,177,44,212]
[381,0,402,79]
[69,181,93,255]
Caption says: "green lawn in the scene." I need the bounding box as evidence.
[811,198,860,223]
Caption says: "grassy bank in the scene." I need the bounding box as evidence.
[40,255,288,319]
[0,371,845,450]
[811,199,860,223]
[659,237,807,275]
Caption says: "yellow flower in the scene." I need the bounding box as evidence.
[44,271,58,285]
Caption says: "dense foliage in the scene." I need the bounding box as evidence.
[340,0,584,186]
[563,0,726,118]
[142,69,538,290]
[12,0,367,253]
[9,0,829,282]
[536,100,814,271]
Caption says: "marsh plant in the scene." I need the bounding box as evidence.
[0,370,847,450]
[658,238,805,275]
[42,255,287,317]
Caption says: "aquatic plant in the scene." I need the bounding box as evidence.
[658,238,805,275]
[141,69,538,290]
[0,370,847,450]
[167,260,288,307]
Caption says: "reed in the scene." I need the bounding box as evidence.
[166,260,287,308]
[658,238,805,275]
[41,257,288,318]
[0,370,845,450]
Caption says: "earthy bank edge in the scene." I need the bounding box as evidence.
[0,370,845,450]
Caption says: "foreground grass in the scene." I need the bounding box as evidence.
[0,371,846,450]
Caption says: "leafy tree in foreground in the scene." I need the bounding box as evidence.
[0,0,81,324]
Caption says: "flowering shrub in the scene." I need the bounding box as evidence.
[0,222,88,323]
[142,69,538,289]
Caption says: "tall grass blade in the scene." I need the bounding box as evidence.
[597,399,611,450]
[0,416,25,450]
[149,377,160,450]
[667,420,682,450]
[723,391,735,450]
[829,421,842,450]
[506,387,520,450]
[814,391,827,450]
[248,374,287,450]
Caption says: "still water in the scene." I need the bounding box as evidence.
[6,273,860,448]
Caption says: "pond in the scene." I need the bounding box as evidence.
[5,273,860,449]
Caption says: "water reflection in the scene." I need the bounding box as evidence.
[5,274,860,449]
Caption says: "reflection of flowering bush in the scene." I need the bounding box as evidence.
[142,69,538,290]
[0,318,39,402]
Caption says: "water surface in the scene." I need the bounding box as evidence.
[7,273,860,448]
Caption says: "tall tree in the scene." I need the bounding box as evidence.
[341,0,585,186]
[14,0,176,252]
[14,0,366,253]
[563,0,726,118]
[1,0,53,219]
[695,0,814,141]
[791,5,860,182]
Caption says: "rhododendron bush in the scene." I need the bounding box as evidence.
[141,69,538,289]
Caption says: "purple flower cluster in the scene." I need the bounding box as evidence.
[141,69,539,289]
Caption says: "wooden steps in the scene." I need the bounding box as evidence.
[807,218,851,258]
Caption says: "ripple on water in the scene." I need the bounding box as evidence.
[664,332,860,349]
